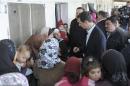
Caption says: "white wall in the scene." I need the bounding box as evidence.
[96,0,113,15]
[0,0,9,40]
[114,2,126,8]
[0,14,9,40]
[68,1,82,26]
[59,3,68,24]
[2,0,114,42]
[7,0,114,27]
[8,3,46,45]
[44,0,83,27]
[45,2,56,28]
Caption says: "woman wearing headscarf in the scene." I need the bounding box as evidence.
[0,72,29,86]
[33,27,65,86]
[0,39,16,61]
[0,39,19,75]
[101,49,129,86]
[121,44,130,79]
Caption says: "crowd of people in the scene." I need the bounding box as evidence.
[1,1,130,86]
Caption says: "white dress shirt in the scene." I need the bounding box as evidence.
[86,24,95,45]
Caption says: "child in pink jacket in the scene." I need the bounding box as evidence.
[55,56,81,86]
[80,56,102,86]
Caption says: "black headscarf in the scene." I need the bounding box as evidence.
[101,49,128,86]
[48,28,55,36]
[121,44,130,78]
[0,39,16,61]
[0,40,19,75]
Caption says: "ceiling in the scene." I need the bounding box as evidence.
[114,0,130,2]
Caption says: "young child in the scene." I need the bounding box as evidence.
[58,23,68,44]
[80,56,102,86]
[55,56,81,86]
[13,45,32,75]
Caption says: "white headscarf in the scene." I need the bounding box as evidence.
[0,72,29,86]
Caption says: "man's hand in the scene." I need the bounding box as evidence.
[73,47,80,53]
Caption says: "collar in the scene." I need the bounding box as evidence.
[15,62,22,71]
[87,24,95,34]
[97,18,106,23]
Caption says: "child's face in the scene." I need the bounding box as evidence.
[88,67,101,81]
[17,51,30,63]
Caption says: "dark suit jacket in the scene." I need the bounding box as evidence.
[107,28,127,52]
[96,19,107,37]
[84,26,106,61]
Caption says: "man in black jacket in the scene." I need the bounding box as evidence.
[69,7,86,58]
[105,16,127,52]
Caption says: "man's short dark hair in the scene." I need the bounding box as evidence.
[79,11,93,22]
[127,1,130,4]
[98,11,108,18]
[76,7,85,11]
[106,16,119,24]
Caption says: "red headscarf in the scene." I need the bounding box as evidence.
[57,19,64,28]
[65,56,80,74]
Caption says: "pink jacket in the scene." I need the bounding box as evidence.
[55,76,80,86]
[80,76,95,86]
[80,76,89,86]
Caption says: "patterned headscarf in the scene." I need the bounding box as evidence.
[0,73,29,86]
[38,38,61,69]
[0,39,16,61]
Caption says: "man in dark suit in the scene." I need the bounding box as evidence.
[78,11,106,61]
[69,7,86,58]
[96,11,108,37]
[105,16,127,52]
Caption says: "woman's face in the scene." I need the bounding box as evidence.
[88,67,101,81]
